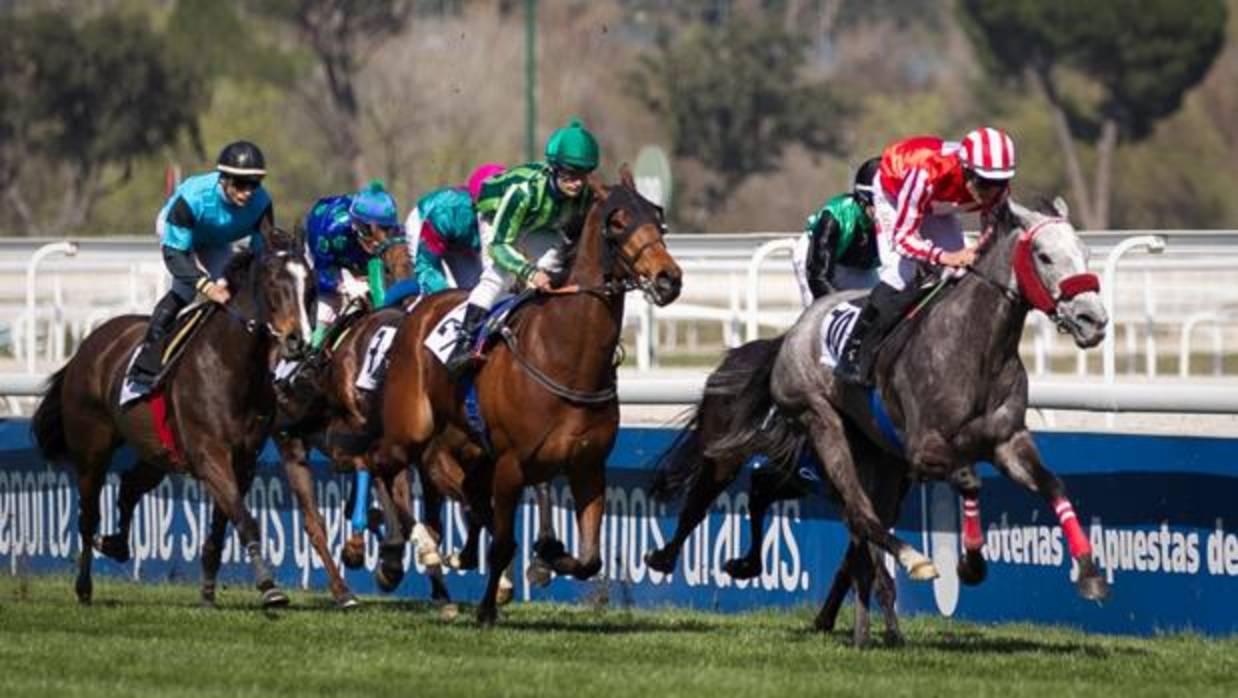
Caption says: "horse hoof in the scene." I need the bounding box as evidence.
[477,606,498,627]
[812,614,835,633]
[336,593,361,610]
[375,565,405,594]
[908,560,939,581]
[533,537,567,563]
[496,585,514,607]
[644,547,677,575]
[261,587,290,609]
[341,536,366,570]
[75,577,93,605]
[95,534,131,563]
[525,561,553,589]
[883,630,905,647]
[957,550,988,586]
[723,557,760,580]
[1075,556,1110,601]
[437,603,460,621]
[366,508,385,535]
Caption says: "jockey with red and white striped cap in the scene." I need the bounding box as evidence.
[834,127,1017,386]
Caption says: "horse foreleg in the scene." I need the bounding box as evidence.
[200,503,229,607]
[804,404,936,580]
[97,461,165,563]
[413,474,453,606]
[477,453,523,627]
[539,464,604,581]
[993,429,1107,600]
[951,466,987,586]
[724,466,799,580]
[370,468,410,593]
[73,467,106,604]
[281,437,357,609]
[198,448,289,608]
[645,457,735,575]
[813,542,855,634]
[526,482,556,588]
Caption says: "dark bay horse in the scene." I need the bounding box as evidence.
[31,228,312,607]
[376,168,682,624]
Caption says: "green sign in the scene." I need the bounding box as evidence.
[633,145,672,210]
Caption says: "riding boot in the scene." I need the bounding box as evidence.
[128,292,186,396]
[834,283,917,386]
[445,304,488,378]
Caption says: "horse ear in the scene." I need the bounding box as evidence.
[619,163,636,190]
[1052,196,1070,219]
[588,173,607,200]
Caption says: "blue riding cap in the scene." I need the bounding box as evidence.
[349,180,400,228]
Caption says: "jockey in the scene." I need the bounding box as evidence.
[834,127,1016,385]
[304,180,404,350]
[125,140,273,400]
[792,157,881,306]
[407,163,506,294]
[443,119,599,377]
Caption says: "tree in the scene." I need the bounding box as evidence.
[960,0,1226,230]
[0,12,208,235]
[251,0,414,187]
[626,15,852,222]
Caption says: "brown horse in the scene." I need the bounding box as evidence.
[30,228,312,607]
[375,169,682,624]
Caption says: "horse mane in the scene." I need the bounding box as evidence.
[222,247,258,289]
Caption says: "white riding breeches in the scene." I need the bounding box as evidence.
[465,217,566,310]
[791,235,880,307]
[872,182,964,291]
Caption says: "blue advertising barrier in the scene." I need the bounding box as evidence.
[1,418,1236,636]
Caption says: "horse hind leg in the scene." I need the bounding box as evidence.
[645,456,736,575]
[73,465,108,605]
[97,461,165,563]
[370,469,411,593]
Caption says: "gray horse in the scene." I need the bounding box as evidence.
[651,198,1110,644]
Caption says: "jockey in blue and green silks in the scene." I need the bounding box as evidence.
[304,180,410,350]
[124,140,274,402]
[406,163,506,295]
[443,119,599,377]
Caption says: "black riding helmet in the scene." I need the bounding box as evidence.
[852,157,881,207]
[217,141,267,178]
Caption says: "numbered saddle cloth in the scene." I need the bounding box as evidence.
[818,301,864,369]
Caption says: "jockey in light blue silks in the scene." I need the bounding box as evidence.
[125,141,274,402]
[406,163,507,295]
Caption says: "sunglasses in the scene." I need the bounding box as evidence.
[229,177,263,192]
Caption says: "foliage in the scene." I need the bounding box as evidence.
[2,575,1237,698]
[0,11,207,234]
[627,15,852,218]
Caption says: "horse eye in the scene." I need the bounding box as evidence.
[1037,252,1053,264]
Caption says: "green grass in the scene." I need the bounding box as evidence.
[1,575,1234,698]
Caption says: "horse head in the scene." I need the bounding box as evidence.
[585,165,682,306]
[1005,198,1108,348]
[356,218,413,289]
[253,225,315,359]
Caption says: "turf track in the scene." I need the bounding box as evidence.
[1,575,1234,698]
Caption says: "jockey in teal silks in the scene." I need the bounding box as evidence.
[124,141,274,402]
[791,157,882,306]
[406,163,506,294]
[304,180,408,351]
[443,119,599,377]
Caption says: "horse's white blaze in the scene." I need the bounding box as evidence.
[287,260,312,341]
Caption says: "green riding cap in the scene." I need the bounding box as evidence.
[544,118,599,172]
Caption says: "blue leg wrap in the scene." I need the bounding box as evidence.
[350,470,372,533]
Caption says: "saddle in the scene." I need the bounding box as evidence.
[119,303,214,406]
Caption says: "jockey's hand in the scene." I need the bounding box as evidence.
[203,281,231,305]
[939,247,978,269]
[529,269,554,292]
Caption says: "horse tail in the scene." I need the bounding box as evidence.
[648,406,705,502]
[31,366,70,465]
[649,336,788,502]
[703,335,803,467]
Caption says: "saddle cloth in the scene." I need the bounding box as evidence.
[818,301,863,369]
[424,294,528,366]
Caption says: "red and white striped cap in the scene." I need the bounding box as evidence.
[960,127,1016,180]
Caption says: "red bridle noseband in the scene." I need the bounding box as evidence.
[1011,218,1100,315]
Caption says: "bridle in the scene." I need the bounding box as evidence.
[597,185,671,303]
[967,216,1100,332]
